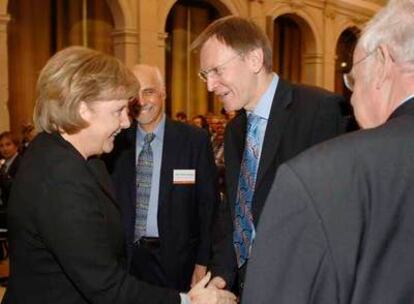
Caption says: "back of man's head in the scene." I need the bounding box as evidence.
[192,16,273,73]
[359,0,414,67]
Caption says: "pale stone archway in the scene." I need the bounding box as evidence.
[334,25,360,98]
[0,0,134,132]
[105,0,139,67]
[163,0,237,117]
[334,21,363,50]
[267,4,321,86]
[0,0,384,132]
[155,0,246,77]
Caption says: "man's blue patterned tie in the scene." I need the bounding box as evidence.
[134,133,155,242]
[233,113,261,268]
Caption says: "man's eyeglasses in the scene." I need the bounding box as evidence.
[198,53,241,82]
[343,49,377,92]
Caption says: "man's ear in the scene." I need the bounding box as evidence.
[375,44,394,89]
[247,48,264,73]
[161,88,167,101]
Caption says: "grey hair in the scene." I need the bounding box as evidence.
[131,64,165,91]
[359,0,414,65]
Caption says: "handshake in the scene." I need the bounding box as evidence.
[184,272,237,304]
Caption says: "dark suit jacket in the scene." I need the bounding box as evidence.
[211,78,347,284]
[108,118,219,291]
[0,153,22,206]
[243,98,414,304]
[3,132,179,304]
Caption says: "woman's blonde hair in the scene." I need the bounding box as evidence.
[34,46,139,134]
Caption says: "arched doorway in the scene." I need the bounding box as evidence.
[335,27,359,100]
[165,0,228,120]
[7,0,114,134]
[272,14,317,85]
[335,27,360,131]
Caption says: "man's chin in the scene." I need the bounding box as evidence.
[223,103,239,113]
[137,117,154,125]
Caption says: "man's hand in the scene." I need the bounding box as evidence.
[191,264,207,287]
[188,272,237,304]
[207,276,226,289]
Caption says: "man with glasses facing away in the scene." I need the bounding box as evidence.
[242,0,414,303]
[191,16,348,295]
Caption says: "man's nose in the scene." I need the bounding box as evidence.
[206,76,218,92]
[137,96,146,105]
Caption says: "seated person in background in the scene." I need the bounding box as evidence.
[175,111,188,123]
[0,131,21,206]
[3,46,236,304]
[192,115,210,136]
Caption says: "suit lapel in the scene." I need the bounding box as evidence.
[125,147,137,221]
[123,124,138,242]
[87,158,120,210]
[52,132,121,209]
[225,113,246,211]
[255,79,293,190]
[125,125,138,217]
[158,118,179,209]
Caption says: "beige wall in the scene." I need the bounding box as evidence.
[0,0,383,132]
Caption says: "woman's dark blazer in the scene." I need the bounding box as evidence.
[3,132,179,304]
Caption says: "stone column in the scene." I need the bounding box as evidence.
[0,13,10,132]
[323,5,337,91]
[112,29,139,68]
[303,53,324,87]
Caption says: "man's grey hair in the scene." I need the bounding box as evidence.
[359,0,414,65]
[131,64,166,90]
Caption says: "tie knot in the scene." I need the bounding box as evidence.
[247,113,261,132]
[144,133,155,145]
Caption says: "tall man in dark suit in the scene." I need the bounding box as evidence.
[243,1,414,303]
[191,16,347,292]
[108,64,219,292]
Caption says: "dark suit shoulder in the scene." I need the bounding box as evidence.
[284,115,414,196]
[13,133,100,203]
[286,128,364,173]
[166,119,211,144]
[289,83,345,116]
[292,83,343,100]
[168,119,209,137]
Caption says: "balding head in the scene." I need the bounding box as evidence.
[132,64,165,93]
[131,64,166,132]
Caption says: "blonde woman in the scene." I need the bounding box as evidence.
[3,46,235,304]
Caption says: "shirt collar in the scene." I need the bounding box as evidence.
[399,94,414,106]
[136,114,166,145]
[250,73,279,120]
[4,153,18,170]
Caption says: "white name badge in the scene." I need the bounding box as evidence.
[173,169,196,184]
